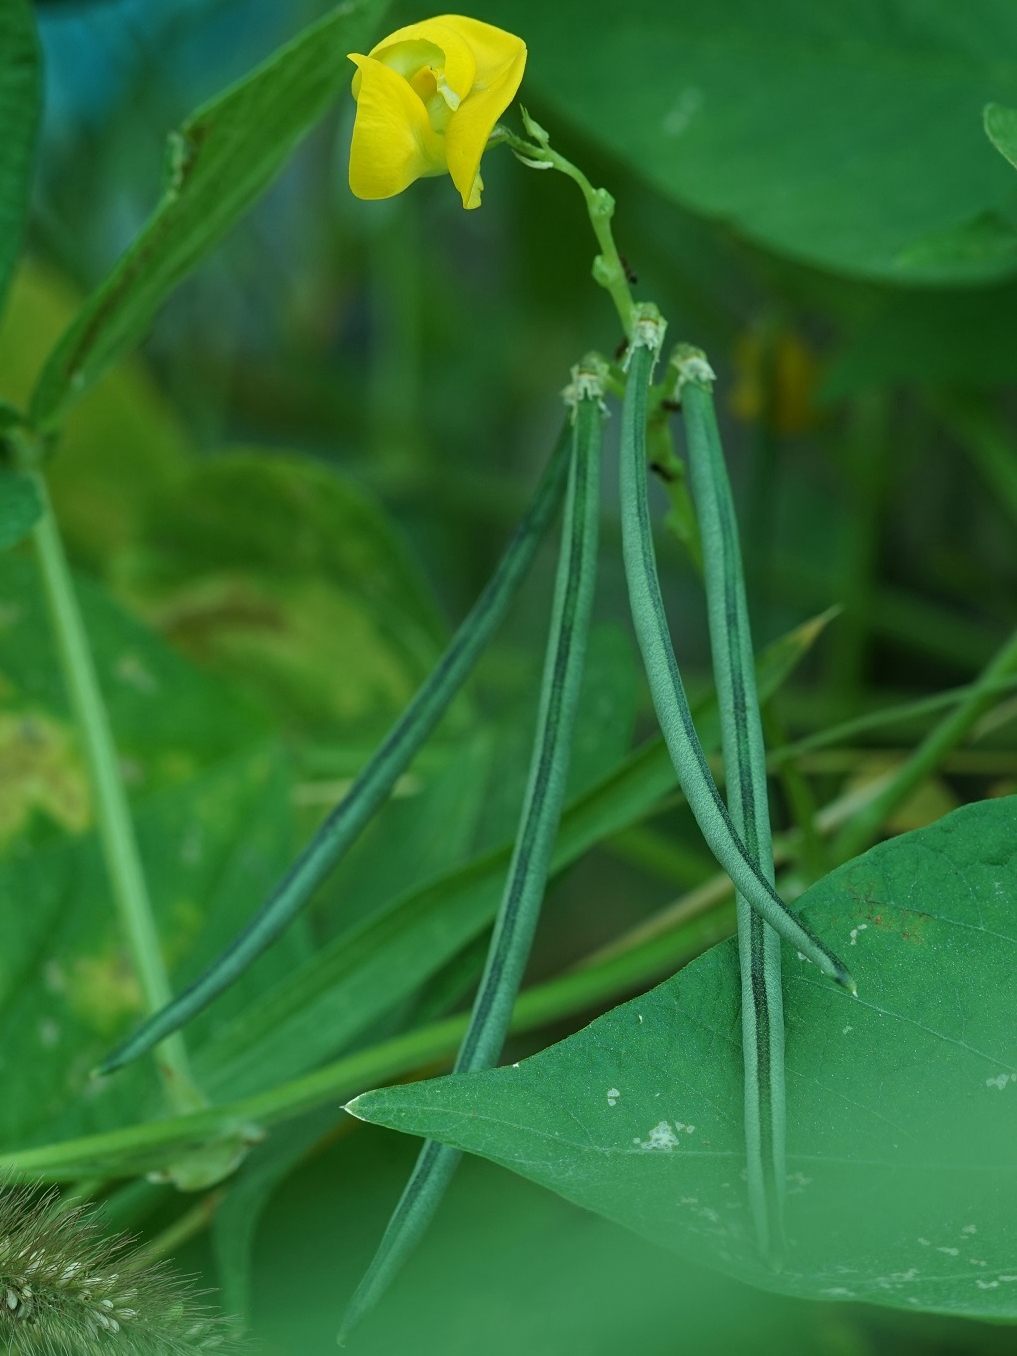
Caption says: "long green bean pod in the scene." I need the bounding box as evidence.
[618,306,851,990]
[98,421,573,1077]
[340,363,605,1342]
[676,345,786,1264]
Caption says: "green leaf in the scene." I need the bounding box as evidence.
[985,102,1017,171]
[0,747,307,1150]
[0,468,41,550]
[0,0,38,319]
[0,260,194,568]
[197,614,831,1101]
[0,553,267,844]
[351,797,1017,1320]
[121,447,444,741]
[29,0,390,430]
[478,0,1017,282]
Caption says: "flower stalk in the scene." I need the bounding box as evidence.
[490,115,636,336]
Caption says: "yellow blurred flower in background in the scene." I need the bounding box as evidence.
[730,326,822,437]
[348,15,526,209]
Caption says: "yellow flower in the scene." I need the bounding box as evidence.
[348,15,526,209]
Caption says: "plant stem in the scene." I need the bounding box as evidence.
[768,675,1017,766]
[27,472,201,1114]
[492,122,635,336]
[832,624,1017,862]
[0,896,726,1185]
[0,771,890,1188]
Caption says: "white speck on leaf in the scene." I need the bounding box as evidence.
[961,1224,977,1235]
[634,1120,681,1151]
[937,1247,959,1257]
[606,1088,620,1107]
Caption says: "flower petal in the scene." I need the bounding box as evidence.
[437,16,527,208]
[347,54,447,201]
[369,19,477,105]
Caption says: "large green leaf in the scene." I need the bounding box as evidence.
[0,0,38,318]
[985,102,1017,171]
[352,797,1017,1320]
[476,0,1017,283]
[0,747,308,1151]
[29,0,389,429]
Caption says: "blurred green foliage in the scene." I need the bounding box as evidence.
[2,0,1017,1352]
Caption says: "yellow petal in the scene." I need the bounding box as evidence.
[347,54,447,201]
[437,16,527,208]
[369,19,478,106]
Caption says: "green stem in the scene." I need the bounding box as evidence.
[0,768,892,1189]
[832,624,1017,862]
[27,472,200,1115]
[492,121,635,336]
[769,675,1017,766]
[0,896,724,1186]
[678,353,785,1266]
